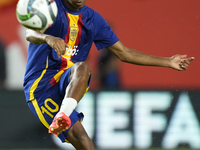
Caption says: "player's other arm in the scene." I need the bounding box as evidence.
[107,40,194,71]
[26,29,68,57]
[25,29,48,44]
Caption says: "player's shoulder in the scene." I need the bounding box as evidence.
[82,5,104,21]
[54,0,63,9]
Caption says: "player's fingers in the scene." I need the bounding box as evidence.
[57,41,66,56]
[57,50,62,58]
[181,57,194,65]
[188,57,195,61]
[179,63,187,70]
[183,63,189,68]
[65,43,69,48]
[179,54,187,59]
[55,46,61,58]
[181,59,190,65]
[180,59,192,70]
[59,41,66,53]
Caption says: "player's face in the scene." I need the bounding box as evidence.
[64,0,86,11]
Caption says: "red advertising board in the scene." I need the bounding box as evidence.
[0,0,199,89]
[86,0,200,90]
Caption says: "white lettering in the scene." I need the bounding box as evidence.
[162,92,200,149]
[65,46,79,56]
[96,92,132,149]
[134,92,172,149]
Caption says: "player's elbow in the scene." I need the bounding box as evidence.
[117,55,127,62]
[120,56,131,63]
[117,50,132,63]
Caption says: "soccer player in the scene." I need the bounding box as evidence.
[24,0,194,149]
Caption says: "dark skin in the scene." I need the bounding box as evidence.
[26,0,194,149]
[26,28,194,71]
[63,0,86,11]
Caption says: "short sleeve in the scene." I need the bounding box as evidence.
[93,14,119,50]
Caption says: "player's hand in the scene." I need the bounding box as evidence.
[45,35,68,58]
[170,54,194,71]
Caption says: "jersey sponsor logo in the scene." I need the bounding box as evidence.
[64,45,79,59]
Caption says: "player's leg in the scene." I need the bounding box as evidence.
[63,61,94,150]
[26,60,93,147]
[49,61,91,135]
[65,61,91,101]
[67,121,95,150]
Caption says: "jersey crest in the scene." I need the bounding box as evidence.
[70,26,79,41]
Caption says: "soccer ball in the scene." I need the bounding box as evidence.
[16,0,58,31]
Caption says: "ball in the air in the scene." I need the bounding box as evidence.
[16,0,58,31]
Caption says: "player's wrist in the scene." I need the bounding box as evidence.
[44,35,52,43]
[167,56,175,69]
[156,57,172,68]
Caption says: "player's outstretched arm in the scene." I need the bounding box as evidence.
[107,40,194,71]
[26,29,68,57]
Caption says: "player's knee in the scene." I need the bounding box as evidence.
[77,61,91,73]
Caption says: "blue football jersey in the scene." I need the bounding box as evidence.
[23,0,119,102]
